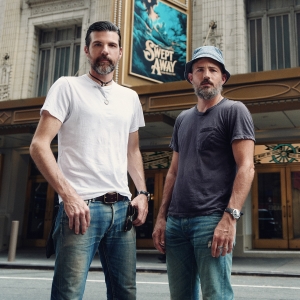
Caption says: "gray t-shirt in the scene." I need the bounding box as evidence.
[168,98,255,217]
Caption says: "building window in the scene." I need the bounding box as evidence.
[269,15,290,70]
[37,25,82,96]
[247,0,300,72]
[249,19,263,72]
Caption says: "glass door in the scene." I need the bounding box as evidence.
[253,164,300,249]
[23,159,56,247]
[130,169,168,248]
[286,166,300,249]
[253,165,288,249]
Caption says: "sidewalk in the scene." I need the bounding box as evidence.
[1,247,300,277]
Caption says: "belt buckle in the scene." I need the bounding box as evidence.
[104,192,118,204]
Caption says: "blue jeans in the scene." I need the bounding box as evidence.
[166,214,234,300]
[51,199,136,300]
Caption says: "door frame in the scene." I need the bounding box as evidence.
[22,175,55,247]
[253,163,300,249]
[286,165,300,249]
[130,169,168,248]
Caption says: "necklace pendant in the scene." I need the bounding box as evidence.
[104,99,109,105]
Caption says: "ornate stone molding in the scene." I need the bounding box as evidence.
[28,0,85,16]
[0,111,11,124]
[206,32,223,50]
[0,56,11,101]
[223,81,300,102]
[26,0,62,5]
[203,21,223,50]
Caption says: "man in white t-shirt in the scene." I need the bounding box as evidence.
[30,21,149,300]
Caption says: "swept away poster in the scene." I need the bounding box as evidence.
[131,0,187,83]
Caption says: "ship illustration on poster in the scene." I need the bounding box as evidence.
[131,0,187,83]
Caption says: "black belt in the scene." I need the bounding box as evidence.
[88,192,124,204]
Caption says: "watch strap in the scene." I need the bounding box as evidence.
[224,208,243,220]
[138,190,150,201]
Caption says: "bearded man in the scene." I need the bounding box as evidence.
[30,21,149,300]
[153,46,255,300]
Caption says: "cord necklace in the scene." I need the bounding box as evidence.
[89,71,113,86]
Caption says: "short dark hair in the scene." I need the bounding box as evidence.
[85,21,121,48]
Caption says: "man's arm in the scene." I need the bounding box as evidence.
[211,139,255,257]
[30,110,90,235]
[127,130,148,226]
[152,151,179,254]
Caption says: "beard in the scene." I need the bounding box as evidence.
[194,79,223,100]
[89,55,116,75]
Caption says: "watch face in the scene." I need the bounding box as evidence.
[232,209,240,219]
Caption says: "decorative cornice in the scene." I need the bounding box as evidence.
[26,0,63,5]
[28,0,85,16]
[0,112,10,124]
[223,81,300,102]
[0,60,11,101]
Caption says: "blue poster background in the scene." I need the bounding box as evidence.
[132,0,187,82]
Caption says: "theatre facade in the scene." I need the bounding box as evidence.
[0,0,300,256]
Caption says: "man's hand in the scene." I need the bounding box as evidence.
[211,213,236,258]
[63,197,91,235]
[131,194,148,226]
[152,216,166,254]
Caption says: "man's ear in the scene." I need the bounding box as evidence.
[84,45,89,55]
[188,73,193,83]
[119,47,123,58]
[222,74,227,84]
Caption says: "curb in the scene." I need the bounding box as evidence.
[1,263,300,278]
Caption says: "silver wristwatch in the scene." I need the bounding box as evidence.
[224,208,243,220]
[138,190,150,201]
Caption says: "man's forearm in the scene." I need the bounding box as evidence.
[227,164,255,210]
[127,149,147,192]
[30,141,78,202]
[157,170,177,219]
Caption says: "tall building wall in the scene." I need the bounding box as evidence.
[0,0,249,101]
[0,0,115,101]
[0,0,21,101]
[192,0,248,75]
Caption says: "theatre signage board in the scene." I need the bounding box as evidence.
[131,0,187,83]
[254,144,300,164]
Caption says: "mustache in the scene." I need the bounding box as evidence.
[96,55,113,64]
[201,79,213,85]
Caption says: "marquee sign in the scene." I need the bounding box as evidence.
[254,144,300,164]
[142,151,172,169]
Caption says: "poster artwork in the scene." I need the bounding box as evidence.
[132,0,187,83]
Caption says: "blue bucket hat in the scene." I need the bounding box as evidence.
[184,46,230,84]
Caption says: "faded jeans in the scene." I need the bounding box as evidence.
[166,213,234,300]
[51,199,136,300]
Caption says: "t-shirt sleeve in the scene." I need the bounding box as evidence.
[41,77,71,123]
[129,92,145,133]
[228,101,255,144]
[169,112,185,152]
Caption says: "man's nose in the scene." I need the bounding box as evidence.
[101,45,109,55]
[203,69,210,78]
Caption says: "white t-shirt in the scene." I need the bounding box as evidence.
[41,75,145,201]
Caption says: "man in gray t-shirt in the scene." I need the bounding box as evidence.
[153,46,255,300]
